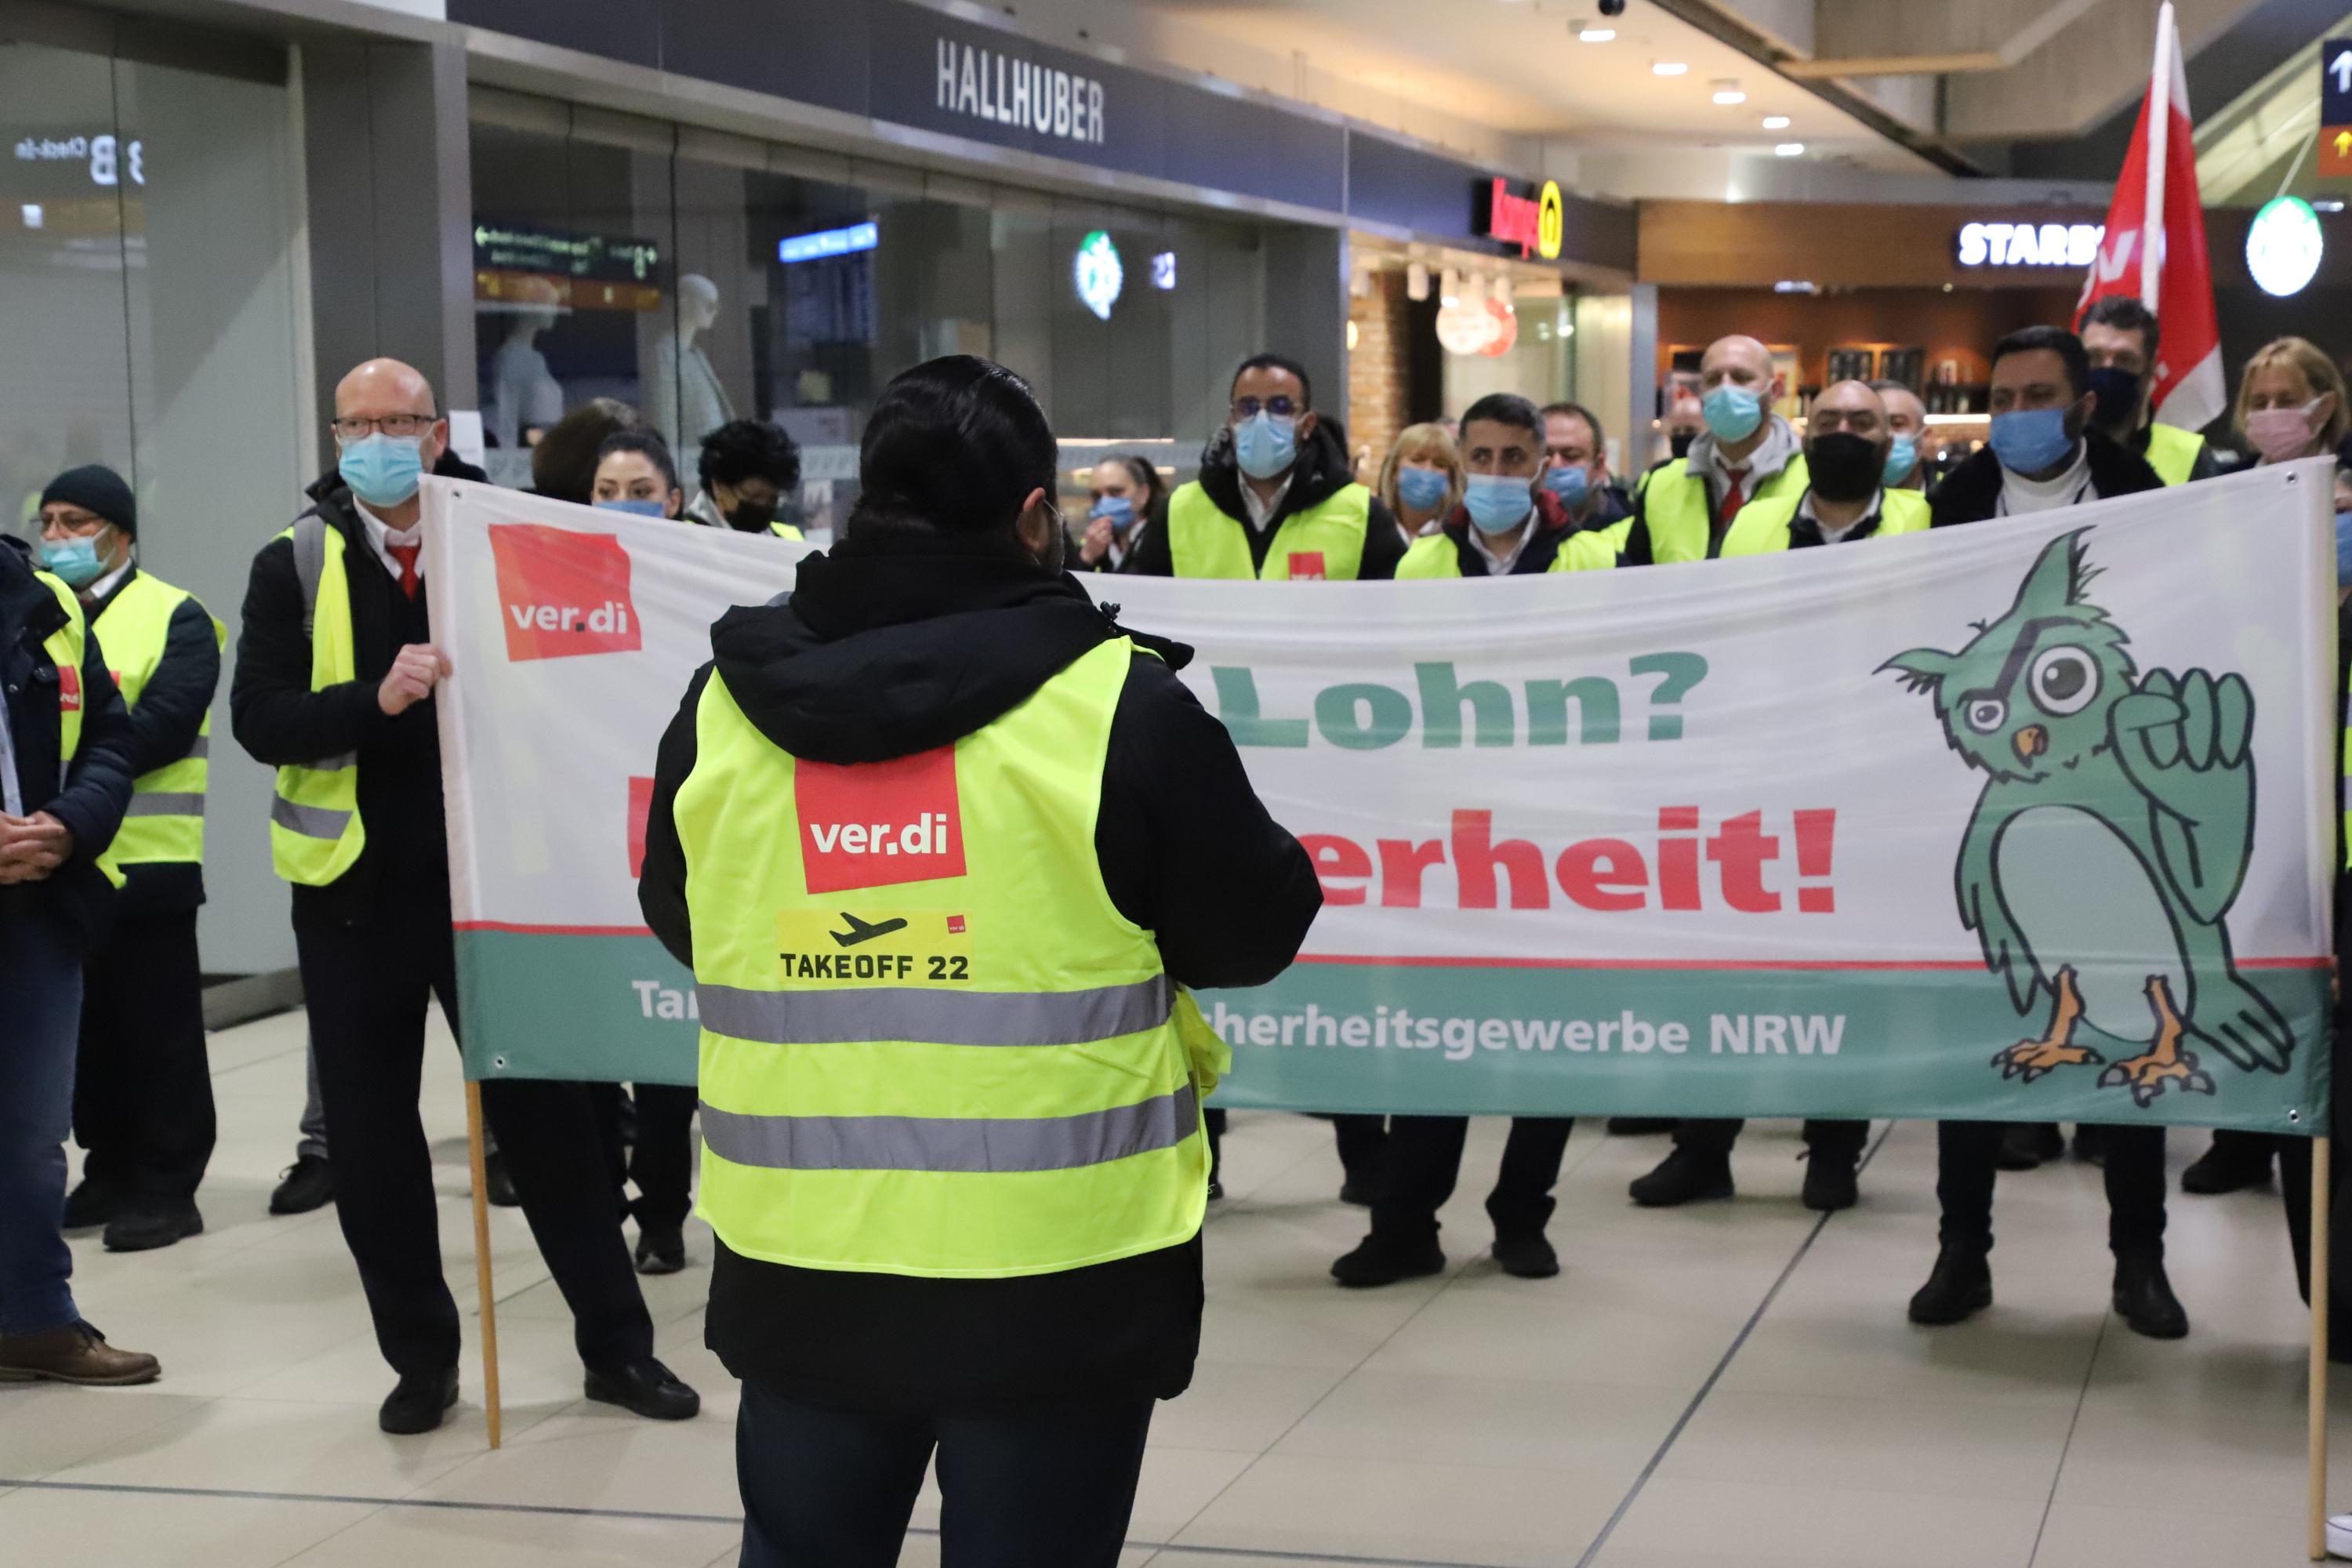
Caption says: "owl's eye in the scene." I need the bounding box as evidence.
[1964,697,2007,734]
[2029,647,2100,716]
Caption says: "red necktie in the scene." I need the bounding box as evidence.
[387,542,420,600]
[1719,467,1750,525]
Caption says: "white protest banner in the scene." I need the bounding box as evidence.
[426,462,2336,1131]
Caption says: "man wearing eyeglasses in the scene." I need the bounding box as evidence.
[231,358,699,1436]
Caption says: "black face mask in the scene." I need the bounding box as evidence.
[1668,431,1695,459]
[1806,431,1886,503]
[726,500,775,533]
[2086,365,2143,435]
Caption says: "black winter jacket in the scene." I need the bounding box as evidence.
[230,477,448,925]
[0,536,135,951]
[638,528,1322,1414]
[1928,430,2165,525]
[1127,414,1406,579]
[89,567,221,916]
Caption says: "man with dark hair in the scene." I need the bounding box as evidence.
[1395,394,1616,582]
[1538,401,1632,532]
[2079,296,2219,487]
[1130,352,1405,581]
[1930,326,2162,525]
[691,419,806,539]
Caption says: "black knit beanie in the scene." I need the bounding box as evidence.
[39,465,136,536]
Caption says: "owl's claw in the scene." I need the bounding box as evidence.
[2097,1049,2214,1107]
[1992,1039,2100,1081]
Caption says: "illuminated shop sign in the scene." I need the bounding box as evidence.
[2247,196,2323,297]
[1151,251,1176,290]
[13,133,143,187]
[935,38,1105,145]
[779,220,880,264]
[1955,221,2104,268]
[471,223,659,283]
[1073,229,1123,320]
[1478,177,1563,261]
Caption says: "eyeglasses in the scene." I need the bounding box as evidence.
[332,413,437,441]
[1232,396,1301,420]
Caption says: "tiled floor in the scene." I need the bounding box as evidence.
[1,1004,2341,1566]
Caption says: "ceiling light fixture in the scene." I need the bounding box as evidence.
[1762,114,1791,130]
[1579,27,1616,42]
[1653,61,1689,77]
[1711,80,1746,105]
[1774,142,1806,157]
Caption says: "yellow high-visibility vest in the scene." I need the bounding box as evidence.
[35,570,85,768]
[267,516,366,886]
[93,572,223,874]
[769,521,805,541]
[682,635,1218,1278]
[1620,453,1811,562]
[1396,528,1616,579]
[1167,480,1370,580]
[1717,488,1930,554]
[2143,423,2205,487]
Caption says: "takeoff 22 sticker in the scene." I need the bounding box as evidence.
[775,907,973,984]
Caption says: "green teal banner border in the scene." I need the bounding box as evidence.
[456,929,2330,1134]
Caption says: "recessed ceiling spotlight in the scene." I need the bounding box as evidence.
[1774,141,1806,156]
[1711,79,1746,105]
[1762,114,1791,130]
[1579,27,1617,42]
[1653,61,1690,77]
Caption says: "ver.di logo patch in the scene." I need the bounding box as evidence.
[487,523,641,662]
[796,746,967,894]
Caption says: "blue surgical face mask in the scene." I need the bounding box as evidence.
[1462,473,1533,535]
[339,433,426,508]
[594,497,670,517]
[1396,466,1450,514]
[1541,463,1590,510]
[1089,495,1136,531]
[1988,406,2077,477]
[1882,435,1919,487]
[1702,384,1763,443]
[1232,411,1298,481]
[38,533,105,588]
[2336,510,2352,588]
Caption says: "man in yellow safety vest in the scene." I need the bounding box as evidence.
[1620,334,1809,563]
[639,354,1319,1566]
[37,466,224,1255]
[2080,296,2218,488]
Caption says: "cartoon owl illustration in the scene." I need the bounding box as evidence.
[1880,528,2292,1105]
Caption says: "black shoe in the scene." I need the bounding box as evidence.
[2071,1124,2107,1166]
[2180,1139,2271,1196]
[1629,1148,1733,1207]
[1908,1244,1993,1326]
[1338,1175,1377,1207]
[1606,1117,1676,1136]
[584,1356,700,1421]
[1330,1232,1445,1288]
[1801,1156,1859,1214]
[269,1155,333,1216]
[2112,1254,2189,1339]
[62,1178,121,1231]
[379,1367,459,1435]
[633,1224,686,1276]
[1207,1177,1225,1201]
[484,1150,521,1209]
[1492,1232,1559,1279]
[1996,1123,2064,1171]
[103,1203,203,1254]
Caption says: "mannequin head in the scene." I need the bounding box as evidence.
[679,274,720,339]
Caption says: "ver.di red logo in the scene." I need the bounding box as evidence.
[1287,550,1327,581]
[488,524,641,662]
[56,663,81,713]
[796,746,967,894]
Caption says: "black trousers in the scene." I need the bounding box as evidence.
[1674,1116,1868,1160]
[735,1379,1152,1568]
[1200,1111,1387,1185]
[1937,1120,2165,1257]
[1373,1116,1573,1240]
[296,885,654,1377]
[74,908,214,1207]
[627,1082,696,1231]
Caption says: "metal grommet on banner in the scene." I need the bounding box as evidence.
[491,1054,510,1072]
[2290,1107,2304,1124]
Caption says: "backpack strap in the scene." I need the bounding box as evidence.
[292,511,328,639]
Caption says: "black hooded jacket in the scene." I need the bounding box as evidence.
[637,528,1321,1414]
[1928,429,2165,525]
[1127,414,1407,579]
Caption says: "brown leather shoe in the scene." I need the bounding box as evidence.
[0,1323,161,1386]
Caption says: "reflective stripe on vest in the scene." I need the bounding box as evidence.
[95,572,223,873]
[1396,528,1617,579]
[1166,480,1370,579]
[681,634,1208,1279]
[269,516,368,885]
[1637,454,1811,563]
[35,571,85,768]
[1717,488,1931,555]
[2143,423,2205,488]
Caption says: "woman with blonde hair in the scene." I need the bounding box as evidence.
[1376,422,1464,549]
[2237,336,2349,466]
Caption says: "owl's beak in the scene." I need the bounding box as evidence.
[2013,724,2049,764]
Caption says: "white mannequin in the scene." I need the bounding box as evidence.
[489,289,564,451]
[651,273,735,456]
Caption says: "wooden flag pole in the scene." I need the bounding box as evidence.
[465,1080,504,1450]
[2312,1134,2332,1562]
